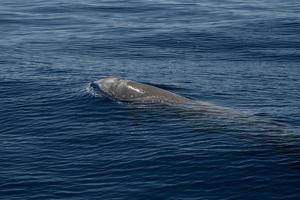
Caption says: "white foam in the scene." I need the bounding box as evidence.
[86,83,101,97]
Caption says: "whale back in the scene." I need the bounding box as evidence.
[94,77,192,105]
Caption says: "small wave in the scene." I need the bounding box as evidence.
[85,82,103,97]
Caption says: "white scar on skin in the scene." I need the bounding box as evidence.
[127,85,144,93]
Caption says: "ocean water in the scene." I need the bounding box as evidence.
[1,0,300,199]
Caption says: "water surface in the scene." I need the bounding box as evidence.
[1,0,300,199]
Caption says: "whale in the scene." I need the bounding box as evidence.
[91,77,241,116]
[91,77,194,105]
[89,77,300,169]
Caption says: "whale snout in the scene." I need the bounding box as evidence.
[92,77,120,92]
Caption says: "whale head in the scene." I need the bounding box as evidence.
[92,77,145,101]
[95,77,119,92]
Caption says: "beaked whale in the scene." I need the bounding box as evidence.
[91,77,239,116]
[92,77,194,105]
[90,77,300,169]
[91,77,287,123]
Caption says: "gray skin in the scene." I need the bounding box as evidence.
[93,77,193,105]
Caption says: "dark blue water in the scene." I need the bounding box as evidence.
[1,0,300,199]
